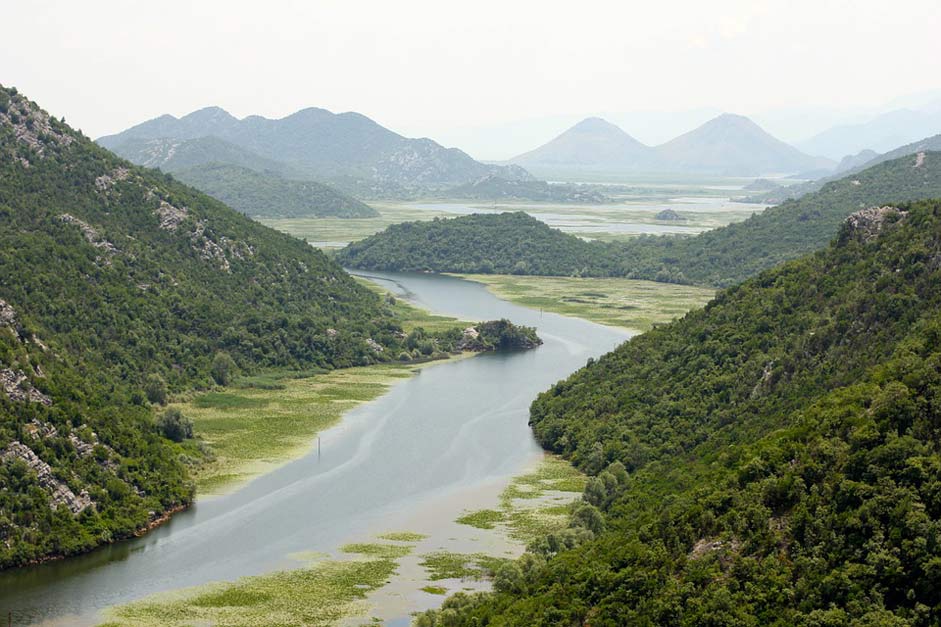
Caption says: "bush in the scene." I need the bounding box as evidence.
[211,352,237,386]
[144,373,168,405]
[156,408,193,442]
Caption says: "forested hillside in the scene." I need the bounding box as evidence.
[0,85,490,568]
[172,163,378,218]
[341,153,941,287]
[418,199,941,626]
[337,212,618,275]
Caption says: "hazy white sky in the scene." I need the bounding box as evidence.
[3,0,940,158]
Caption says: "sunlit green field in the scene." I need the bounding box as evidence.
[259,202,450,249]
[455,274,715,331]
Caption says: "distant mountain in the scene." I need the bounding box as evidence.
[655,113,832,176]
[99,107,533,195]
[108,135,300,177]
[444,175,608,203]
[833,148,879,174]
[746,133,941,205]
[797,108,941,159]
[172,164,378,218]
[509,117,657,170]
[509,113,830,176]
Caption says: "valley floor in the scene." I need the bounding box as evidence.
[93,274,708,626]
[454,274,714,331]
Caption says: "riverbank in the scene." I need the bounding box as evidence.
[100,455,585,626]
[453,274,714,331]
[182,283,478,496]
[180,361,458,495]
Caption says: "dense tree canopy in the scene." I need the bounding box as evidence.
[418,199,941,625]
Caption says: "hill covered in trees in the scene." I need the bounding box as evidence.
[418,199,941,626]
[0,86,527,568]
[337,212,618,275]
[341,152,941,287]
[172,163,378,218]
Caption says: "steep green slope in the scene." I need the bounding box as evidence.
[337,212,618,275]
[172,163,378,218]
[0,85,455,568]
[341,153,941,288]
[419,200,941,626]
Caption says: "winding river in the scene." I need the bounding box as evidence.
[0,272,632,626]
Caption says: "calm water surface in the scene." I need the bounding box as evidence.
[0,272,631,626]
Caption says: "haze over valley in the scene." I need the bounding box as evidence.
[3,2,941,626]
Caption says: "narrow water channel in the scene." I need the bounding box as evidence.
[0,272,632,625]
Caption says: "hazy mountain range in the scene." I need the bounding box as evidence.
[510,114,834,176]
[98,107,533,197]
[796,107,941,159]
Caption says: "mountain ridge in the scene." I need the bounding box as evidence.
[99,106,534,195]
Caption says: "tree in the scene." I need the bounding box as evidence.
[211,351,237,386]
[156,408,193,442]
[144,373,168,405]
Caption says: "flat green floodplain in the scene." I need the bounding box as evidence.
[259,203,450,249]
[454,274,714,331]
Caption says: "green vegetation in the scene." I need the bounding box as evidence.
[341,542,412,559]
[176,364,420,494]
[337,211,617,275]
[102,550,407,626]
[339,153,941,287]
[456,509,505,530]
[260,203,450,249]
[420,552,511,581]
[0,86,534,568]
[417,200,941,625]
[456,274,714,330]
[377,531,427,542]
[422,585,449,595]
[444,175,608,203]
[455,457,586,547]
[173,163,378,218]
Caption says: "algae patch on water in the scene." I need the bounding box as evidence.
[454,456,586,543]
[420,552,511,581]
[101,556,402,627]
[377,531,428,542]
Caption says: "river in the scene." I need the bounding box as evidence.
[0,271,632,626]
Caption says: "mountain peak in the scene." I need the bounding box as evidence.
[180,106,236,123]
[510,117,653,169]
[570,117,622,132]
[656,114,830,175]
